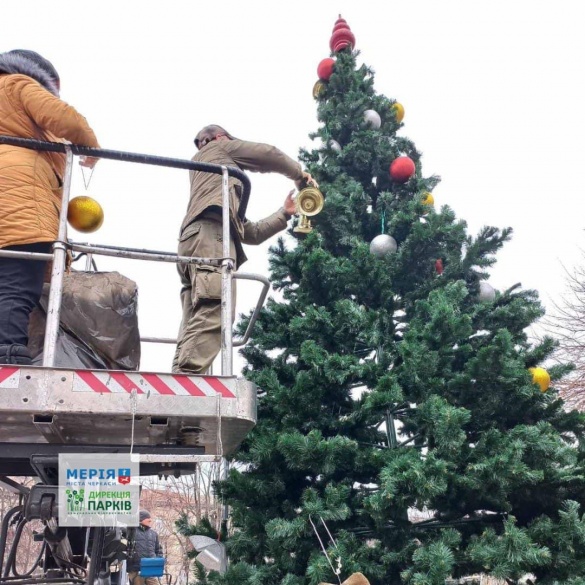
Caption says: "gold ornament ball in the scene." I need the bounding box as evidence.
[392,102,405,123]
[529,367,551,392]
[313,80,326,99]
[67,196,104,233]
[422,192,434,209]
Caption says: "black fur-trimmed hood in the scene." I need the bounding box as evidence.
[0,52,59,96]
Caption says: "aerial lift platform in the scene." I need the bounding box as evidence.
[0,136,268,585]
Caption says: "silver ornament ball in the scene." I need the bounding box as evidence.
[328,139,341,152]
[370,234,397,257]
[363,109,382,129]
[478,281,496,302]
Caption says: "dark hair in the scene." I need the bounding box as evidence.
[7,49,60,83]
[194,125,237,150]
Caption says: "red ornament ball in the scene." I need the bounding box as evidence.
[389,156,415,183]
[317,58,335,81]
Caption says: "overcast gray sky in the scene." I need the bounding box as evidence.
[4,0,584,373]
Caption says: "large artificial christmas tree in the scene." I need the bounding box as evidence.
[184,17,585,585]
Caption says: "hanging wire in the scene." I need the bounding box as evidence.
[308,515,343,585]
[381,210,386,234]
[80,165,95,191]
[216,392,223,460]
[129,389,137,454]
[216,390,229,535]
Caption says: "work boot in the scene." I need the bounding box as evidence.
[0,344,32,365]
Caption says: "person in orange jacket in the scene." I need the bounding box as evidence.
[0,50,100,365]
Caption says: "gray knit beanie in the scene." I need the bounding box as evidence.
[139,510,152,522]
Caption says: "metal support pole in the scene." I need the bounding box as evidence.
[0,249,53,261]
[220,167,234,377]
[219,168,233,553]
[84,252,94,271]
[70,242,221,266]
[221,459,230,524]
[218,458,229,574]
[232,273,270,347]
[43,147,74,367]
[386,409,398,449]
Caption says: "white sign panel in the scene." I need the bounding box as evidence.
[58,453,139,526]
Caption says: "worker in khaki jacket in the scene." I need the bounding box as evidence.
[0,50,99,365]
[172,124,317,375]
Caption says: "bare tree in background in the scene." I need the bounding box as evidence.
[140,462,222,585]
[544,254,585,409]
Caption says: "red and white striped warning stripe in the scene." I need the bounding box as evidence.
[0,367,235,397]
[73,370,236,398]
[0,367,20,389]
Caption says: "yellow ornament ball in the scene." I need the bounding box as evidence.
[529,367,551,392]
[422,192,434,206]
[392,102,405,123]
[67,196,104,233]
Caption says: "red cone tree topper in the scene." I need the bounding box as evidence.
[329,15,356,52]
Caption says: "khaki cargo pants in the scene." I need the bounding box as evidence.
[172,217,236,375]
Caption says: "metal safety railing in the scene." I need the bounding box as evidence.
[0,136,270,376]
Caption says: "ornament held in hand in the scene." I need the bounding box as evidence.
[67,196,104,233]
[294,187,324,235]
[370,234,397,257]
